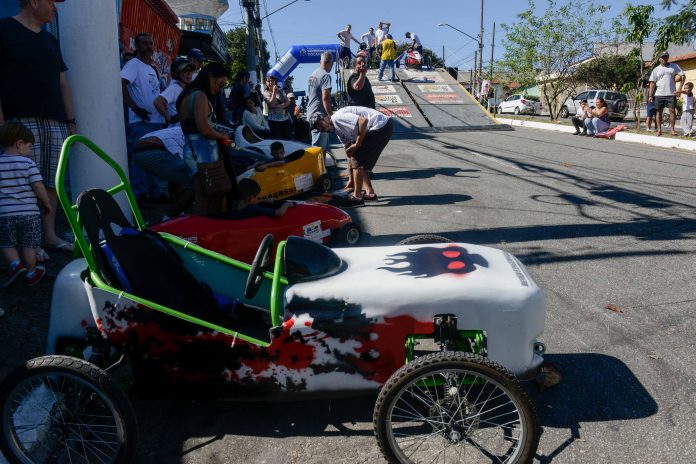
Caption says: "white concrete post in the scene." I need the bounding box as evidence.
[57,0,130,215]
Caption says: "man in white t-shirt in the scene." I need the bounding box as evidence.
[337,24,361,68]
[311,106,393,205]
[133,125,191,219]
[405,32,423,68]
[648,51,685,136]
[375,21,391,67]
[121,32,166,203]
[361,27,377,67]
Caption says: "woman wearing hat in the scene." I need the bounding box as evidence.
[154,57,196,125]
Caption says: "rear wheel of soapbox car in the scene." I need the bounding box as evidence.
[397,234,454,245]
[0,355,137,464]
[374,352,540,464]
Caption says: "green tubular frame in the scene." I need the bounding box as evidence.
[406,330,487,387]
[56,135,287,347]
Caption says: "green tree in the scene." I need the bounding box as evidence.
[656,0,696,51]
[619,4,655,130]
[225,27,271,81]
[574,55,641,90]
[498,0,610,120]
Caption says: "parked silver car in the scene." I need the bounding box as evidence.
[560,90,628,120]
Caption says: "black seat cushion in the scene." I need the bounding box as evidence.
[77,189,222,324]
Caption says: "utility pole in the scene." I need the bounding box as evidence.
[473,50,478,96]
[443,44,445,69]
[489,22,495,80]
[478,0,484,93]
[243,0,256,75]
[253,0,264,82]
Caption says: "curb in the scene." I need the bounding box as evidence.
[497,117,696,152]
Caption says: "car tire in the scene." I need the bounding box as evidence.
[559,106,569,118]
[374,352,540,464]
[397,234,453,245]
[338,223,361,246]
[514,107,520,115]
[496,106,502,114]
[0,355,137,464]
[316,174,333,193]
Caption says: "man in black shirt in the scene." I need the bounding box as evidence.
[0,0,77,256]
[346,56,375,109]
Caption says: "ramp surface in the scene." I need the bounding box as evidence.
[341,68,428,132]
[396,68,501,130]
[339,67,508,132]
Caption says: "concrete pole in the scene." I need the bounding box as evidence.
[489,22,495,80]
[479,0,484,96]
[243,0,256,74]
[57,0,129,214]
[473,50,478,97]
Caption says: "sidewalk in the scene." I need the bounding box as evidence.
[497,116,696,153]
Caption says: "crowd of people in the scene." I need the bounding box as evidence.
[0,1,399,291]
[569,51,693,138]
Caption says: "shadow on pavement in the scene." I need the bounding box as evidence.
[527,353,657,463]
[361,215,696,251]
[371,167,480,181]
[134,393,378,462]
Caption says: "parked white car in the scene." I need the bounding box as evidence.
[497,94,541,115]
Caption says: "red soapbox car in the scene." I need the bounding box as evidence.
[150,200,361,264]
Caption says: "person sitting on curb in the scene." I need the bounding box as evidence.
[227,178,294,219]
[583,97,610,136]
[571,100,590,135]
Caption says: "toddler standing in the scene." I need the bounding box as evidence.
[0,121,52,287]
[678,82,694,137]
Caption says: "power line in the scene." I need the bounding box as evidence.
[261,0,280,62]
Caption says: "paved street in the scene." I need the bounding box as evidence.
[127,126,696,463]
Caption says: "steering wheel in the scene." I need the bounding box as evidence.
[245,234,274,299]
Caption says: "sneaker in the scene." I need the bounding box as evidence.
[3,262,27,288]
[25,265,46,286]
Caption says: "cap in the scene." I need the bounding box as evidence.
[170,57,195,78]
[309,113,326,128]
[187,48,205,61]
[660,51,669,58]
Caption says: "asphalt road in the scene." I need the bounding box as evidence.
[3,126,696,463]
[132,127,696,463]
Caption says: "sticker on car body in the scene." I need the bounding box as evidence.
[303,220,331,242]
[294,173,313,191]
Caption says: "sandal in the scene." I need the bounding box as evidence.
[45,241,74,253]
[363,193,379,201]
[345,195,364,206]
[36,247,50,262]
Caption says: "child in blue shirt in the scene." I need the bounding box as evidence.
[228,178,295,219]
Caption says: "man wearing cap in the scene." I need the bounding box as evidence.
[0,0,78,256]
[187,48,205,79]
[648,51,685,136]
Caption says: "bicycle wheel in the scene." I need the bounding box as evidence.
[0,355,137,464]
[374,352,539,464]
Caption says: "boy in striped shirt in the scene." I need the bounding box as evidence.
[0,121,51,287]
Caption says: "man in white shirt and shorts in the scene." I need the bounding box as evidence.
[648,51,685,136]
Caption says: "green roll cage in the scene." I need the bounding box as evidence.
[56,135,286,348]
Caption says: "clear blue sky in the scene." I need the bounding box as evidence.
[218,0,673,88]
